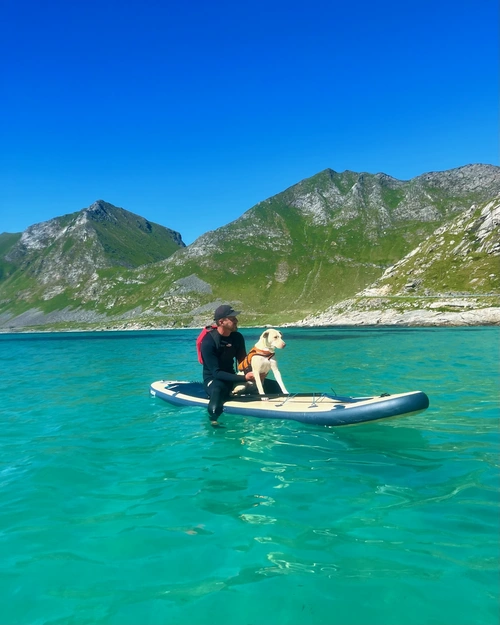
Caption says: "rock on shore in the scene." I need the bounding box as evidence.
[290,298,500,327]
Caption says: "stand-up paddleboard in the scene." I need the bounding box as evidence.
[150,380,429,426]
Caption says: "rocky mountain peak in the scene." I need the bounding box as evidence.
[84,200,120,223]
[88,200,108,211]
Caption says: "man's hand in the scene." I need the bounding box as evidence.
[244,372,255,381]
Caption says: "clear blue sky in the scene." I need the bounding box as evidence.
[1,0,498,244]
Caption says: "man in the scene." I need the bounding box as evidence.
[200,304,280,425]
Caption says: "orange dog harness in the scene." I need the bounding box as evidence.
[238,347,275,374]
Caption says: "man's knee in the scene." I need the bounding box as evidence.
[208,398,224,419]
[207,384,227,420]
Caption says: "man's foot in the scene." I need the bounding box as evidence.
[210,420,222,428]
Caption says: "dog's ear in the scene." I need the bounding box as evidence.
[262,330,270,339]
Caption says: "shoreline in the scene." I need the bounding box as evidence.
[2,295,499,334]
[1,314,499,335]
[287,307,500,328]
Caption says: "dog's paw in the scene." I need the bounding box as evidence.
[260,396,270,402]
[232,384,247,395]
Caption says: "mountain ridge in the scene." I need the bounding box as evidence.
[1,164,499,330]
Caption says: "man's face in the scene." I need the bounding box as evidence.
[220,316,238,332]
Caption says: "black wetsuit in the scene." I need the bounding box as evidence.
[200,329,280,420]
[200,330,245,419]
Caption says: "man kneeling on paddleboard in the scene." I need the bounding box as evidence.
[198,304,280,425]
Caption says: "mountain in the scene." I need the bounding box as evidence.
[0,201,185,327]
[149,164,500,319]
[293,195,500,326]
[1,165,499,330]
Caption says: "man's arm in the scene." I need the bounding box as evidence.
[235,332,247,365]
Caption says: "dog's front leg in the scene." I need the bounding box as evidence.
[251,360,266,396]
[269,359,289,394]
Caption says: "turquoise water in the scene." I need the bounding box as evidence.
[1,326,499,625]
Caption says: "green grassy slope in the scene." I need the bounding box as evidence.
[0,233,22,281]
[88,201,184,267]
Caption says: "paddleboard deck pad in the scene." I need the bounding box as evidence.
[150,380,429,426]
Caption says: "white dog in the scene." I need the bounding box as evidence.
[234,329,289,396]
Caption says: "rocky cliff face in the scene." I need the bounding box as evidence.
[1,165,499,331]
[7,209,107,287]
[293,195,500,327]
[365,195,500,296]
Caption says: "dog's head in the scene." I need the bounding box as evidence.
[259,328,286,351]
